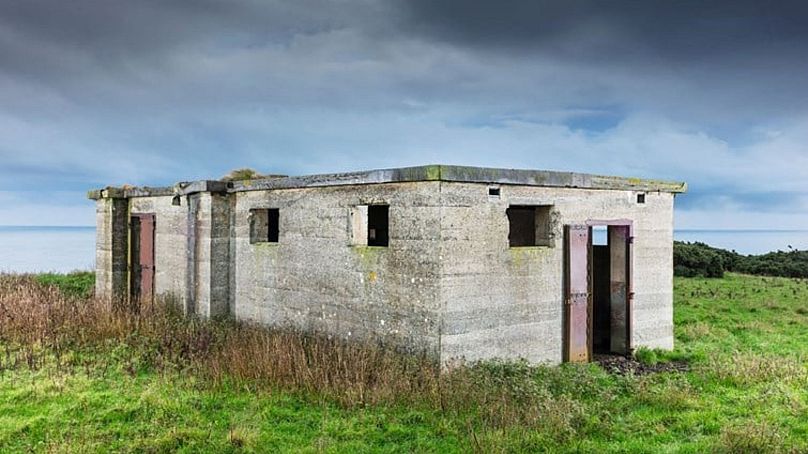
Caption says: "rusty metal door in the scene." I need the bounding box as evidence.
[130,214,155,302]
[564,224,591,362]
[608,225,631,354]
[139,214,155,300]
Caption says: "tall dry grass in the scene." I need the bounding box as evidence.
[0,275,438,405]
[0,274,585,437]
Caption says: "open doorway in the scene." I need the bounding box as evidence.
[592,226,611,354]
[564,222,631,362]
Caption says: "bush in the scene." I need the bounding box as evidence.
[221,168,264,181]
[673,242,726,278]
[733,249,808,278]
[673,241,808,279]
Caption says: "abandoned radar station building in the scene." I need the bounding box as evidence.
[89,165,686,364]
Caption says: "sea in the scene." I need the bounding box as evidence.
[1,226,807,274]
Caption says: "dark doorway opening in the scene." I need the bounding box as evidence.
[592,244,611,354]
[564,223,631,362]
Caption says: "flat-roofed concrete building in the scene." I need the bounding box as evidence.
[89,165,686,364]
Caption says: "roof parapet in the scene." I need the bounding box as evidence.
[87,180,231,200]
[88,165,686,200]
[229,165,687,193]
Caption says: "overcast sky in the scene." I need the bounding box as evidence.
[1,0,806,228]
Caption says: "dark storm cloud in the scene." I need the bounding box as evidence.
[401,1,808,58]
[0,0,376,100]
[400,0,808,125]
[0,0,806,227]
[0,0,352,59]
[3,0,806,123]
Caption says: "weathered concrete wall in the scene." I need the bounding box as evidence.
[129,196,189,306]
[232,182,443,355]
[94,197,128,299]
[438,182,675,364]
[128,193,230,318]
[94,175,676,366]
[188,192,231,318]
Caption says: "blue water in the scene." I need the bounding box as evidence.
[596,229,807,255]
[0,226,96,273]
[0,226,806,273]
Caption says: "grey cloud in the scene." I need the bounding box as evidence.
[400,1,808,59]
[399,1,808,125]
[3,0,806,126]
[0,0,354,59]
[0,0,806,228]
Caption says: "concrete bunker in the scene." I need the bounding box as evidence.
[89,165,685,365]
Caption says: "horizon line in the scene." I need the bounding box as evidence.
[2,225,808,233]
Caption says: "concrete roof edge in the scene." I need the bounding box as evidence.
[86,180,231,200]
[87,165,686,198]
[229,164,687,193]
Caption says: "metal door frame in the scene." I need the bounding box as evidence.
[564,219,634,362]
[563,224,592,362]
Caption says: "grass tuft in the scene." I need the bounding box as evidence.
[717,420,791,454]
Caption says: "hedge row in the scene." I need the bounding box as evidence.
[673,241,808,278]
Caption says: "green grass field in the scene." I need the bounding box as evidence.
[1,273,806,453]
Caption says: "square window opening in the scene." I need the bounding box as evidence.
[488,186,501,197]
[637,193,646,204]
[507,205,553,247]
[250,208,279,244]
[367,205,389,247]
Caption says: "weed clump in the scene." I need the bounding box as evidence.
[702,354,808,387]
[717,421,791,454]
[634,347,659,366]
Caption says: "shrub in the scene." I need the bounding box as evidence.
[733,249,808,278]
[673,241,808,279]
[673,242,726,278]
[221,168,264,181]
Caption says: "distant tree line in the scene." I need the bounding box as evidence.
[673,241,808,278]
